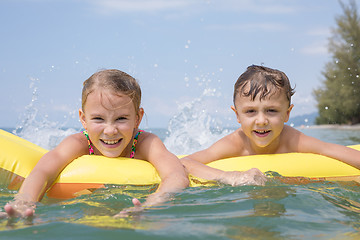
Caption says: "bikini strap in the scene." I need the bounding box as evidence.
[130,130,144,159]
[82,130,95,155]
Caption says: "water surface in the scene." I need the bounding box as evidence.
[1,127,360,239]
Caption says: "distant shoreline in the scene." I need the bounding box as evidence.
[298,124,360,130]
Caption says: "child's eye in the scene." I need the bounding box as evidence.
[267,109,278,113]
[92,117,104,121]
[245,109,256,114]
[116,117,128,121]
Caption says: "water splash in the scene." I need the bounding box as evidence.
[164,88,231,155]
[13,77,78,150]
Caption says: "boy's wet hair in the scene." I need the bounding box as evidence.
[233,65,295,105]
[82,69,141,114]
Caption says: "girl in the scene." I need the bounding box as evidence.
[3,69,189,218]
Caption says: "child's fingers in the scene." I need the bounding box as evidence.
[114,210,130,218]
[113,206,144,218]
[4,202,35,219]
[113,198,144,218]
[23,208,35,218]
[4,204,17,217]
[132,198,142,206]
[0,211,8,219]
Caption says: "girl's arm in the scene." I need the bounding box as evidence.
[4,133,88,218]
[140,133,189,206]
[115,133,189,217]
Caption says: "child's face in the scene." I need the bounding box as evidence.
[79,89,143,158]
[232,89,293,151]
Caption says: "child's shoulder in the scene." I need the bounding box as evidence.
[209,128,247,156]
[135,130,164,147]
[56,132,89,152]
[282,125,303,138]
[138,130,158,142]
[65,132,88,143]
[228,128,248,143]
[279,125,306,151]
[134,130,167,160]
[47,132,90,160]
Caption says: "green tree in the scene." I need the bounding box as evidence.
[314,0,360,125]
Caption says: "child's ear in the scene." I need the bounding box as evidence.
[136,108,144,128]
[231,106,241,124]
[284,104,294,122]
[79,109,87,130]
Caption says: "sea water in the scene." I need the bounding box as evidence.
[1,94,360,239]
[1,127,360,240]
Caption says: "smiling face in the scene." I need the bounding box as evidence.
[79,88,143,158]
[232,89,293,153]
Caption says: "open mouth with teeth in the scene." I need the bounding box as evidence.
[101,139,122,145]
[253,130,271,137]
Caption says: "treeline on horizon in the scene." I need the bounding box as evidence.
[314,0,360,125]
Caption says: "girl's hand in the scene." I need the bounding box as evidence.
[3,198,36,218]
[114,198,143,218]
[219,168,267,186]
[114,192,170,218]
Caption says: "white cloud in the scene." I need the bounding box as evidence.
[291,93,317,117]
[86,0,298,15]
[300,40,329,56]
[206,22,288,32]
[88,0,192,13]
[212,0,296,14]
[306,27,331,37]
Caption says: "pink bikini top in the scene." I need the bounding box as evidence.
[82,130,144,158]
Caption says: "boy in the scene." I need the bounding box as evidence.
[181,65,360,186]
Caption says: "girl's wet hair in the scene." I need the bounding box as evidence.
[233,65,295,105]
[82,69,141,114]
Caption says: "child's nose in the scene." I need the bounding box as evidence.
[255,113,268,125]
[104,124,118,135]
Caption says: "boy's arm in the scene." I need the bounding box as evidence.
[297,132,360,169]
[181,133,266,186]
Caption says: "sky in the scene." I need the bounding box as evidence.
[0,0,357,129]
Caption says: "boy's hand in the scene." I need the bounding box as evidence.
[220,168,267,186]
